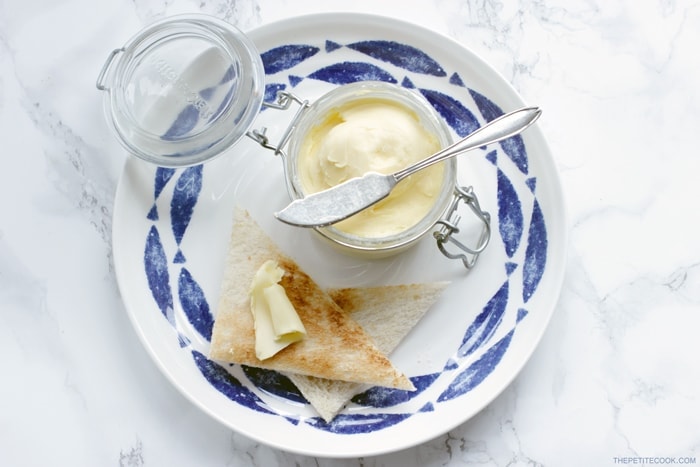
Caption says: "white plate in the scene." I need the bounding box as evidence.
[112,13,567,458]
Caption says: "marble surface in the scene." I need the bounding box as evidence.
[1,0,699,465]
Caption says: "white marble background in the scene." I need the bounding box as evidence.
[1,0,699,465]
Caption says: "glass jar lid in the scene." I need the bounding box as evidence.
[97,14,264,167]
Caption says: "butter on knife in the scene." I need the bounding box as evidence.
[249,260,307,360]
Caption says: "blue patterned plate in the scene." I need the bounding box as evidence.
[112,13,566,457]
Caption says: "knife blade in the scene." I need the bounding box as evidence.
[275,172,395,227]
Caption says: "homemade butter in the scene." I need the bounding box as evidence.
[297,98,445,238]
[249,260,306,360]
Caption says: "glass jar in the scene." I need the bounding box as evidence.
[97,14,264,167]
[248,81,490,264]
[285,81,457,257]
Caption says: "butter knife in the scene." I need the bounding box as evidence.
[275,106,542,227]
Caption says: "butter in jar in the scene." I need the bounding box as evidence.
[298,97,444,238]
[285,81,456,257]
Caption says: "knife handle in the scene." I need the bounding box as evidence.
[393,106,542,182]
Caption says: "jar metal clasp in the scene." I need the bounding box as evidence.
[246,91,309,158]
[433,185,491,269]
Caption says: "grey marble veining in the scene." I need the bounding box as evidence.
[1,0,699,466]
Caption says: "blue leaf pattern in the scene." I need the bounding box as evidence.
[419,88,480,137]
[192,351,277,416]
[144,225,173,321]
[517,308,529,322]
[347,40,447,76]
[526,177,537,193]
[261,44,320,74]
[242,366,307,404]
[351,373,440,408]
[497,169,524,258]
[325,40,342,52]
[154,168,176,199]
[438,330,514,402]
[485,149,498,166]
[449,72,465,86]
[178,267,214,341]
[401,76,415,88]
[457,281,509,357]
[523,200,548,302]
[499,134,528,175]
[307,62,397,85]
[306,413,412,434]
[170,165,203,263]
[148,168,176,221]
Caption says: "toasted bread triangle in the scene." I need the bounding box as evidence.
[209,209,413,390]
[287,282,449,422]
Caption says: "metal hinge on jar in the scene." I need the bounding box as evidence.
[433,185,491,269]
[246,91,309,158]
